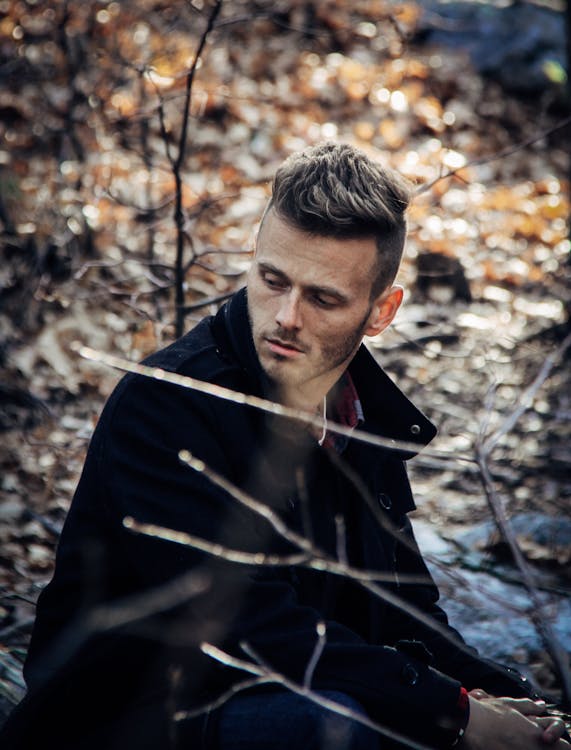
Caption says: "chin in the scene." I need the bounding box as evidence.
[260,361,297,387]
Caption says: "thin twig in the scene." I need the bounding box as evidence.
[173,676,272,720]
[474,333,571,706]
[123,514,425,585]
[75,345,463,460]
[201,641,435,750]
[174,0,222,175]
[178,450,315,552]
[87,569,211,632]
[303,622,327,689]
[123,511,486,660]
[483,331,571,453]
[475,448,571,707]
[180,399,457,566]
[180,291,234,313]
[173,0,223,337]
[156,96,175,168]
[183,445,445,568]
[416,114,571,195]
[123,516,312,568]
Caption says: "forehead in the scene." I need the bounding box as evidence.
[255,211,378,292]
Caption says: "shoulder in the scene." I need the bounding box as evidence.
[96,315,252,448]
[143,315,236,382]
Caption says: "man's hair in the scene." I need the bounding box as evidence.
[268,142,412,298]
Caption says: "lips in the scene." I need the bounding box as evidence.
[265,337,305,358]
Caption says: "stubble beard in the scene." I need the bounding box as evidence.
[253,303,373,391]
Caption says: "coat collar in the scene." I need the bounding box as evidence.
[211,287,437,458]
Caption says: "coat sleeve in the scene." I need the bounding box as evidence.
[384,514,539,700]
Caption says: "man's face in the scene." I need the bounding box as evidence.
[247,209,402,410]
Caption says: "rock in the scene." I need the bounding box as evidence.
[0,383,50,432]
[0,498,24,521]
[414,251,472,303]
[414,1,567,99]
[454,512,571,566]
[413,518,571,676]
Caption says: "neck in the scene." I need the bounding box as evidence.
[274,389,318,414]
[276,386,322,415]
[274,387,327,445]
[276,371,344,414]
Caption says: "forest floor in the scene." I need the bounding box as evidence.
[0,0,570,724]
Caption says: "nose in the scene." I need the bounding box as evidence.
[275,291,302,331]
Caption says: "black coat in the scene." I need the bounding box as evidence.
[2,289,534,749]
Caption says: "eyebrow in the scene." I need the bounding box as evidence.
[257,261,350,304]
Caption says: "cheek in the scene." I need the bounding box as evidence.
[248,286,275,329]
[247,276,266,306]
[311,316,349,347]
[319,313,368,353]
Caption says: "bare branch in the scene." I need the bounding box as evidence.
[173,676,273,720]
[201,641,435,750]
[123,515,312,568]
[175,451,559,669]
[87,569,210,632]
[175,0,222,175]
[178,450,314,553]
[156,94,176,169]
[123,503,484,661]
[474,333,571,705]
[73,258,127,281]
[122,514,425,585]
[475,448,571,707]
[150,0,223,337]
[483,331,571,454]
[416,114,571,195]
[201,641,265,675]
[303,621,327,689]
[179,292,235,313]
[103,184,173,214]
[75,345,459,460]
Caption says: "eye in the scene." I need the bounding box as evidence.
[261,270,287,290]
[311,293,338,309]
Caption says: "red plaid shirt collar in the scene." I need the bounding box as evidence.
[320,372,364,452]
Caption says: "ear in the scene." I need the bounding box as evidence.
[364,285,403,337]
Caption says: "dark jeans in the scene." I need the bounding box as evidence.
[214,690,381,749]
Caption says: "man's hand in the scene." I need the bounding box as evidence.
[469,689,570,744]
[460,691,570,750]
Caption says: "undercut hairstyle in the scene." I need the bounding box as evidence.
[267,142,413,298]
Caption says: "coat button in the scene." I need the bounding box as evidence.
[410,424,421,435]
[401,663,419,686]
[378,493,392,510]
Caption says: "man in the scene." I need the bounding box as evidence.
[2,143,568,749]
